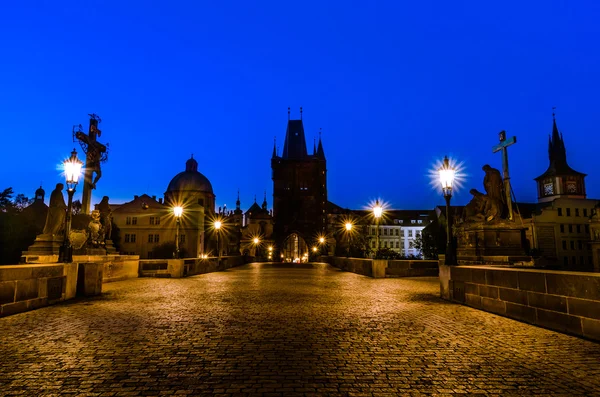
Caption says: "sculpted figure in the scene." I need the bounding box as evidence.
[97,196,112,241]
[43,183,67,235]
[482,165,504,203]
[464,189,503,222]
[88,210,103,246]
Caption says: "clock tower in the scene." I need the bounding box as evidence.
[534,114,586,203]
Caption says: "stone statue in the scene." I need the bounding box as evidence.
[482,165,504,205]
[88,210,103,246]
[42,183,67,235]
[463,188,503,223]
[97,196,112,242]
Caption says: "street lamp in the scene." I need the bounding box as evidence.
[60,149,83,263]
[373,199,383,257]
[214,220,222,265]
[174,206,183,258]
[345,222,353,257]
[438,155,457,265]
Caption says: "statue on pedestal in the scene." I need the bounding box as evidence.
[97,196,112,242]
[42,183,67,235]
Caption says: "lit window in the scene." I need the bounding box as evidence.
[125,234,131,243]
[180,234,185,243]
[418,220,422,224]
[408,230,413,237]
[132,217,138,225]
[148,234,153,243]
[131,234,136,243]
[126,217,131,225]
[154,234,159,243]
[150,217,155,225]
[411,220,416,224]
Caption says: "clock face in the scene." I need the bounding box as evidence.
[567,182,577,193]
[544,183,554,195]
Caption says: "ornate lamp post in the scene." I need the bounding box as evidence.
[215,220,222,265]
[373,200,383,257]
[345,222,353,257]
[438,156,457,265]
[61,149,83,263]
[173,206,183,258]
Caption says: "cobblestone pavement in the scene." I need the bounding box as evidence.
[1,263,600,396]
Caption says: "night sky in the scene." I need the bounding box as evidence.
[1,1,599,211]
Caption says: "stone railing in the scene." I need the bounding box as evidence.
[321,256,438,278]
[439,264,600,341]
[0,263,78,317]
[139,256,246,278]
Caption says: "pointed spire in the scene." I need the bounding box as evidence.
[316,127,325,159]
[288,107,290,121]
[254,194,257,203]
[272,136,277,158]
[236,189,240,210]
[262,190,267,210]
[300,106,303,120]
[313,137,316,155]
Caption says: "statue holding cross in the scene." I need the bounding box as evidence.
[74,114,108,215]
[492,130,516,221]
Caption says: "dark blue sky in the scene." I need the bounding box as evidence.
[1,1,599,211]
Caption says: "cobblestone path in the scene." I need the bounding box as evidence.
[1,263,600,396]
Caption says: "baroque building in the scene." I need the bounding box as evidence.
[271,111,327,261]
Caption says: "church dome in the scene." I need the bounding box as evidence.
[166,156,213,193]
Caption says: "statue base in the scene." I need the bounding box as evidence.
[455,221,530,266]
[21,234,63,263]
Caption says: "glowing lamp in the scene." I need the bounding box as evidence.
[438,156,456,198]
[214,220,222,230]
[174,206,183,218]
[253,237,259,244]
[64,149,83,190]
[345,222,352,231]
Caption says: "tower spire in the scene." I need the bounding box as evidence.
[236,189,240,210]
[272,136,277,158]
[300,106,303,120]
[262,190,267,210]
[316,127,325,159]
[313,137,316,154]
[288,107,290,121]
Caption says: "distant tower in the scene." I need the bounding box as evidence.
[271,109,327,257]
[34,185,45,203]
[534,113,586,202]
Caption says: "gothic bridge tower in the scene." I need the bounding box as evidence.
[534,114,587,203]
[271,108,327,260]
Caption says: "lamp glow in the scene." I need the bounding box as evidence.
[345,222,353,231]
[373,200,383,219]
[214,220,222,230]
[438,156,456,197]
[174,206,183,218]
[64,149,83,189]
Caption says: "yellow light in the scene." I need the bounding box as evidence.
[345,222,352,231]
[268,246,273,251]
[174,206,183,218]
[214,220,222,230]
[312,247,317,252]
[253,237,259,244]
[438,155,456,194]
[373,199,383,219]
[319,237,325,244]
[63,149,83,186]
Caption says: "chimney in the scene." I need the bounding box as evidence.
[134,195,139,200]
[158,198,163,204]
[152,195,156,200]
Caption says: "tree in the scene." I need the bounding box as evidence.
[14,194,33,212]
[412,226,439,259]
[0,187,15,212]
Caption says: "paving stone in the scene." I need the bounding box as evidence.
[0,262,599,395]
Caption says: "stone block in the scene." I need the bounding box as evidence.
[372,260,387,278]
[77,262,103,296]
[517,271,547,293]
[439,264,451,300]
[38,278,47,298]
[471,269,487,284]
[506,302,536,323]
[536,308,582,335]
[451,267,471,282]
[485,269,518,289]
[464,282,478,295]
[63,263,78,299]
[27,297,48,310]
[15,279,38,301]
[499,288,528,305]
[0,267,33,282]
[481,297,506,315]
[0,281,16,305]
[31,265,63,279]
[546,273,600,300]
[451,281,465,303]
[410,260,438,269]
[479,285,499,299]
[465,293,481,308]
[582,318,600,341]
[527,292,567,313]
[567,298,600,320]
[1,301,28,316]
[388,260,410,270]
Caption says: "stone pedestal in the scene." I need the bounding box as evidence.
[76,262,103,296]
[455,221,530,265]
[21,234,63,263]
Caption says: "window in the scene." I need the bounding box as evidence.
[394,219,399,224]
[399,220,404,224]
[383,229,388,236]
[125,234,131,243]
[408,230,413,237]
[372,240,376,248]
[572,256,577,265]
[562,240,567,250]
[154,234,159,243]
[586,225,590,234]
[395,229,399,236]
[584,209,588,217]
[132,217,138,225]
[126,217,131,225]
[411,220,416,224]
[396,241,399,248]
[150,217,155,225]
[566,208,571,216]
[560,224,565,233]
[578,240,583,250]
[575,208,580,217]
[131,234,136,243]
[148,234,154,243]
[179,234,185,243]
[558,208,563,216]
[418,220,423,224]
[569,224,573,233]
[384,241,388,248]
[416,232,421,237]
[577,225,581,233]
[570,241,575,250]
[372,229,377,236]
[564,257,569,266]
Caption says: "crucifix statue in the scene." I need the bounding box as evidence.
[492,130,516,221]
[74,114,108,215]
